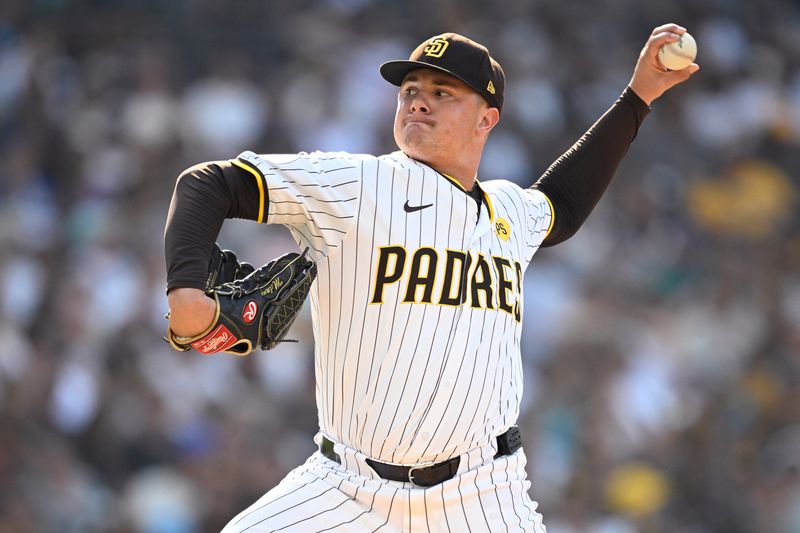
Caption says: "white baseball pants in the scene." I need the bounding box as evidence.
[222,434,547,532]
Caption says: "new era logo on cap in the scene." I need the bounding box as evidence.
[380,33,505,113]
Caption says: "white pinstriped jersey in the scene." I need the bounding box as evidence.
[236,149,552,465]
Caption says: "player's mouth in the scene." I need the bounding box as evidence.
[405,119,435,128]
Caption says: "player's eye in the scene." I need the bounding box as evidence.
[435,89,451,97]
[404,86,418,96]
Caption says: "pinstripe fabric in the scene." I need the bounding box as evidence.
[222,446,545,533]
[234,149,551,532]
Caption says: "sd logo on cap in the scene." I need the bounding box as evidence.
[380,33,506,113]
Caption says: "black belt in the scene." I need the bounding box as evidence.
[320,426,522,487]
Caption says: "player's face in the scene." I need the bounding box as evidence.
[394,69,496,169]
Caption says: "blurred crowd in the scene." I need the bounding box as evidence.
[1,0,798,531]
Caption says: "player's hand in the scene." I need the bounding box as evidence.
[166,243,253,338]
[168,288,217,337]
[166,250,317,356]
[628,23,700,106]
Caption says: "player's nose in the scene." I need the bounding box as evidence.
[409,94,430,114]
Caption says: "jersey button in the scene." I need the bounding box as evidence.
[444,378,454,388]
[421,432,431,441]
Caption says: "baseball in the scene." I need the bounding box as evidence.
[658,31,697,70]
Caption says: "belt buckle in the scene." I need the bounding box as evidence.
[407,461,436,487]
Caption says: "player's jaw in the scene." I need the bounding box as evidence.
[395,117,442,164]
[393,102,480,166]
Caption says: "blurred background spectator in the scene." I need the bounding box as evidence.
[0,0,797,531]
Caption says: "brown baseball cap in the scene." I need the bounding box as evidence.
[380,33,505,113]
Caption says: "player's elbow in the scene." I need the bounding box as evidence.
[172,161,234,206]
[176,161,219,186]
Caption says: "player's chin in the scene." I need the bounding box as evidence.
[398,140,429,161]
[398,131,429,154]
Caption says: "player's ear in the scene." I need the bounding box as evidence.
[477,106,500,135]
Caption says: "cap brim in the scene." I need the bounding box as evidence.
[379,60,481,96]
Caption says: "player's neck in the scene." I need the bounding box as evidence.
[441,171,477,192]
[439,148,483,191]
[415,157,479,191]
[450,172,478,191]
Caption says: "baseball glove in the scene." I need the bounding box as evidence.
[167,248,316,356]
[205,242,256,291]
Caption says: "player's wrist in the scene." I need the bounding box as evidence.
[167,288,217,337]
[627,79,658,106]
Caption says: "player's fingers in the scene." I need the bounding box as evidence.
[642,31,682,62]
[664,63,700,86]
[648,31,682,49]
[674,63,700,77]
[650,23,686,36]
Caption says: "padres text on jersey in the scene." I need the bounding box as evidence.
[237,149,552,464]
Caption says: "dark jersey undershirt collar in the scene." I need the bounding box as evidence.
[469,181,484,215]
[433,168,484,216]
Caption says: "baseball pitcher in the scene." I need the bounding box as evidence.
[164,25,697,532]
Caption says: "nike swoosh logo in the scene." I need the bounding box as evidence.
[404,201,433,213]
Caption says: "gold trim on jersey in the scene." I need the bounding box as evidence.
[440,172,467,192]
[440,173,496,223]
[541,192,555,238]
[513,261,522,323]
[231,159,266,224]
[474,178,495,222]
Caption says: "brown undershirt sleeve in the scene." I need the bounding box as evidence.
[532,86,650,247]
[164,159,264,292]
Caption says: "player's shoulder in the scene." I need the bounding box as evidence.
[479,178,523,195]
[480,178,550,211]
[377,151,437,173]
[480,178,534,203]
[237,149,380,168]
